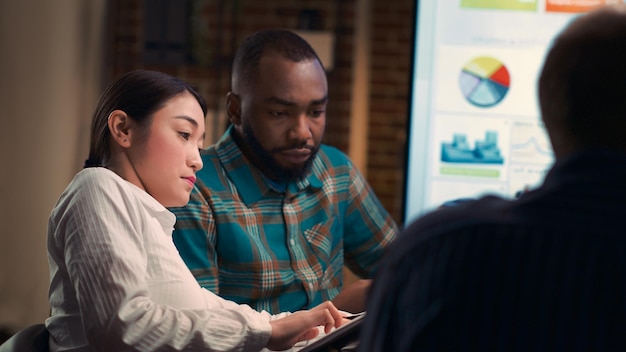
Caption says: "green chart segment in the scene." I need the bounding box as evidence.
[459,56,511,108]
[460,0,538,11]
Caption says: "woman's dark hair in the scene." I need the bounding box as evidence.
[85,70,207,168]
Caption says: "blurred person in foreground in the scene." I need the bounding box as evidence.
[359,4,626,352]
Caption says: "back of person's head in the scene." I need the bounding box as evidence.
[85,70,207,168]
[231,29,323,93]
[539,4,626,157]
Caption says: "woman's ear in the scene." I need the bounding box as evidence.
[107,110,132,148]
[226,92,242,125]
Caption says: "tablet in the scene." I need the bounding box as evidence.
[297,313,365,352]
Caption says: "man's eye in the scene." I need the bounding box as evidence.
[310,110,325,118]
[270,111,287,117]
[179,132,191,140]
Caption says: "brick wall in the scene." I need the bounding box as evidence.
[369,0,414,224]
[108,0,415,225]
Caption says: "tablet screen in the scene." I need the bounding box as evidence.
[297,313,365,352]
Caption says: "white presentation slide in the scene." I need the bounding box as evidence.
[404,0,623,222]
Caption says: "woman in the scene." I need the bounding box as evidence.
[45,70,343,351]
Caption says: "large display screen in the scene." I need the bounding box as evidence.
[404,0,623,224]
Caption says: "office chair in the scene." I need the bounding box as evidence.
[0,323,48,352]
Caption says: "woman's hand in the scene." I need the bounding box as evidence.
[266,301,344,350]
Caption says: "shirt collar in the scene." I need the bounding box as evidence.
[108,169,177,233]
[215,125,323,205]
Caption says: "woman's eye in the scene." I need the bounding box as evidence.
[179,132,191,140]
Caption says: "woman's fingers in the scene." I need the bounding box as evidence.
[297,326,321,342]
[267,301,346,350]
[314,301,344,331]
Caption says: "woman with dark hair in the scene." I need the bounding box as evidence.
[45,70,344,351]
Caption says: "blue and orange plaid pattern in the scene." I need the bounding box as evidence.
[171,126,398,314]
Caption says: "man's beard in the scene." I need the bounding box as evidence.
[242,124,318,182]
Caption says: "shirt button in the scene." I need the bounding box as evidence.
[290,239,295,245]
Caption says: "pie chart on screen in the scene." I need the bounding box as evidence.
[459,56,510,108]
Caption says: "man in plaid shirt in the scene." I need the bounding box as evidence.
[170,29,398,314]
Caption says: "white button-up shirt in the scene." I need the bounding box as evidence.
[46,168,277,351]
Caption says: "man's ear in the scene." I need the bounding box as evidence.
[107,110,132,148]
[226,92,242,125]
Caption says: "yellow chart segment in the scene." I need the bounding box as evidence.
[463,57,503,78]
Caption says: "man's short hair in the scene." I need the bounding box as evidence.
[231,29,323,92]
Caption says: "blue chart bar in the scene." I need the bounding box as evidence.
[441,131,504,164]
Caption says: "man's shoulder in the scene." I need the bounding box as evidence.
[400,195,515,244]
[199,144,219,160]
[195,146,227,184]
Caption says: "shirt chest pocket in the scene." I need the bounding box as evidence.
[302,218,342,268]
